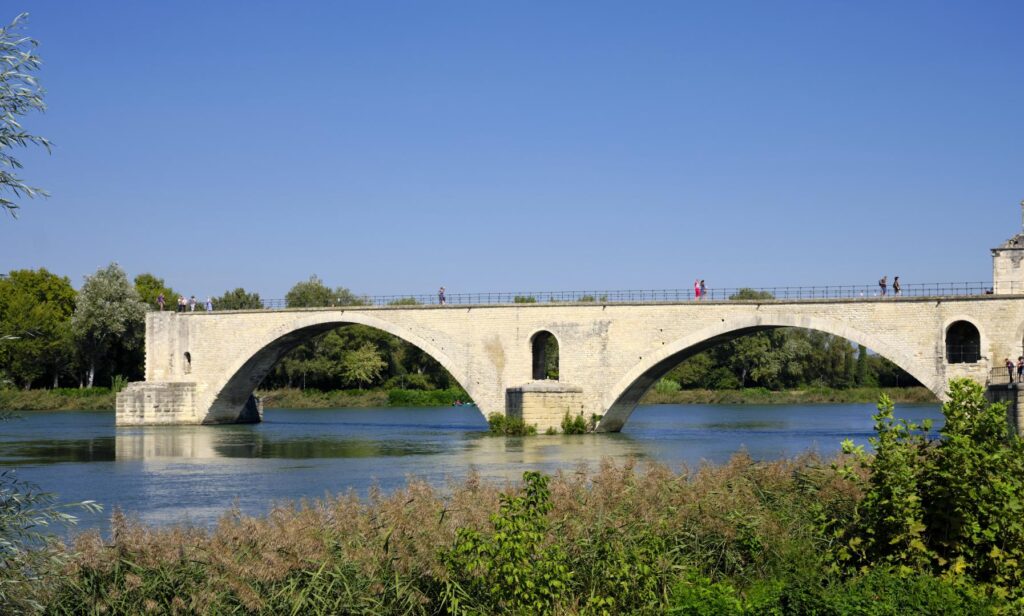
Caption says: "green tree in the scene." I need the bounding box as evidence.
[0,14,49,218]
[133,273,177,311]
[0,268,76,388]
[213,287,263,310]
[341,343,386,389]
[854,345,873,386]
[286,275,364,308]
[729,288,775,301]
[72,264,146,387]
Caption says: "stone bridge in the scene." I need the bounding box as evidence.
[117,294,1024,432]
[117,214,1024,433]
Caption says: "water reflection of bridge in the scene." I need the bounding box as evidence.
[113,422,646,469]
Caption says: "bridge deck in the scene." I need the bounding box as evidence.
[187,290,1015,313]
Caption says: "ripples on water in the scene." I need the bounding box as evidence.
[0,404,942,531]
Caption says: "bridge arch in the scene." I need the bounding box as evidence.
[598,313,944,432]
[200,311,481,424]
[944,319,982,364]
[530,330,560,380]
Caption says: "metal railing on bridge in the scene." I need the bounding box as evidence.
[250,281,1000,310]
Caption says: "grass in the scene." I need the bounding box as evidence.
[0,387,114,411]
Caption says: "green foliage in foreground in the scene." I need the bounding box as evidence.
[835,380,1024,591]
[487,412,537,435]
[6,378,1024,614]
[0,13,49,218]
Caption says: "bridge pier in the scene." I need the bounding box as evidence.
[506,382,586,433]
[117,382,262,426]
[985,385,1024,437]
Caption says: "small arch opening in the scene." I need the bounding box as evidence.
[183,352,192,374]
[531,331,559,380]
[946,321,980,364]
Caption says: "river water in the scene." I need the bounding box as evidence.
[0,403,941,532]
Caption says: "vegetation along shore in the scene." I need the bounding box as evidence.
[0,385,935,412]
[3,380,1023,614]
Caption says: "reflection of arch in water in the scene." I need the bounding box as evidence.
[599,314,942,432]
[201,312,483,424]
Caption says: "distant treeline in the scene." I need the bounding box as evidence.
[0,268,917,394]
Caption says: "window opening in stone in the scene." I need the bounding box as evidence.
[531,331,559,380]
[184,351,192,374]
[945,321,980,364]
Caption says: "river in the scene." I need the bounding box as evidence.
[0,403,942,532]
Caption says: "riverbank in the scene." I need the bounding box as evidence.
[640,386,937,405]
[0,387,116,411]
[0,385,935,411]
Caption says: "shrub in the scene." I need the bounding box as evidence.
[561,412,588,434]
[654,378,681,394]
[386,387,467,407]
[487,413,537,436]
[513,295,537,303]
[666,572,744,615]
[110,374,128,394]
[443,472,571,613]
[834,379,1024,596]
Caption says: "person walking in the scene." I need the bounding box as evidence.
[700,280,707,300]
[694,279,701,301]
[157,293,165,311]
[438,286,446,305]
[1007,357,1015,384]
[177,296,185,312]
[879,276,887,296]
[189,295,197,312]
[205,297,213,312]
[892,276,901,296]
[1016,356,1023,384]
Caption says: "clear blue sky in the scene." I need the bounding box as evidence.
[2,1,1022,299]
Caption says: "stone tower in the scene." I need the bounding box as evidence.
[991,200,1024,295]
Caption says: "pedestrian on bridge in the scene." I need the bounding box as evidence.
[157,293,165,311]
[205,297,213,312]
[1007,358,1015,384]
[893,276,901,296]
[438,287,446,305]
[879,276,887,296]
[694,279,701,300]
[1016,356,1023,383]
[700,280,706,300]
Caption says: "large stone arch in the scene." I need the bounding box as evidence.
[200,311,482,424]
[597,313,944,432]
